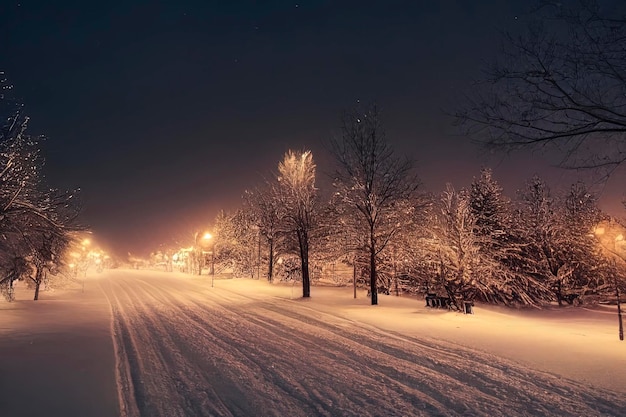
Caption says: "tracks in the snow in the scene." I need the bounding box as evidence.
[100,273,626,417]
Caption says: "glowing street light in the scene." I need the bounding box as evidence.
[594,223,624,341]
[202,233,216,287]
[194,232,214,277]
[202,232,215,285]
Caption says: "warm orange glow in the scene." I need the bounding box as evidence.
[203,232,212,240]
[593,221,626,259]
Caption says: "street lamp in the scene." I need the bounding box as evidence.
[194,232,213,276]
[204,233,215,284]
[196,232,215,285]
[594,224,624,341]
[614,234,624,341]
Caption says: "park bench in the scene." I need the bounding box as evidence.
[425,293,474,314]
[425,293,451,309]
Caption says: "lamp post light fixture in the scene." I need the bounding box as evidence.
[208,234,215,286]
[615,234,624,341]
[594,225,624,341]
[194,232,213,276]
[197,232,215,286]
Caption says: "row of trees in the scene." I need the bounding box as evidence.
[0,74,82,301]
[156,0,626,309]
[160,104,623,309]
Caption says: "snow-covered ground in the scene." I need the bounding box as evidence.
[0,276,118,417]
[1,269,625,417]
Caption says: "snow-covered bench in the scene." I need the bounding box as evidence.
[425,293,451,309]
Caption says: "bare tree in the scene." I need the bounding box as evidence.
[330,105,420,305]
[243,185,286,282]
[454,1,626,177]
[275,150,317,298]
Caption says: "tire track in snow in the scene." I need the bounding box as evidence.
[201,279,626,416]
[132,276,446,416]
[275,303,626,415]
[130,277,384,416]
[100,278,141,417]
[106,273,626,417]
[106,276,249,417]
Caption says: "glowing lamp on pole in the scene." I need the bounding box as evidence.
[594,225,624,341]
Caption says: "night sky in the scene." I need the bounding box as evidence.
[2,1,623,257]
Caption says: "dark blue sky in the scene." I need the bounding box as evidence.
[2,0,622,256]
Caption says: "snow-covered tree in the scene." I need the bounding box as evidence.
[0,76,82,300]
[314,190,370,291]
[467,168,544,305]
[329,105,420,305]
[275,150,317,298]
[435,185,491,307]
[513,176,606,305]
[24,189,81,299]
[560,181,609,301]
[470,168,509,239]
[243,185,286,282]
[213,209,259,278]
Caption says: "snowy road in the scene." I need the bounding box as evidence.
[99,270,626,417]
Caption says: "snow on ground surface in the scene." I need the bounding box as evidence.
[1,268,626,417]
[0,277,118,417]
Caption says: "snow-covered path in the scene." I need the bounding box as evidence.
[99,270,626,417]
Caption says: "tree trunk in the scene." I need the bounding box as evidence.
[370,229,378,305]
[33,267,43,301]
[353,259,357,299]
[298,230,310,298]
[268,241,274,283]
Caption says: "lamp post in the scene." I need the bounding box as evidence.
[197,232,214,286]
[211,242,215,287]
[614,235,624,341]
[594,224,624,341]
[195,232,213,276]
[257,230,261,280]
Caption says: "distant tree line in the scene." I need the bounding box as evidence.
[152,103,624,309]
[0,73,82,301]
[175,0,626,309]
